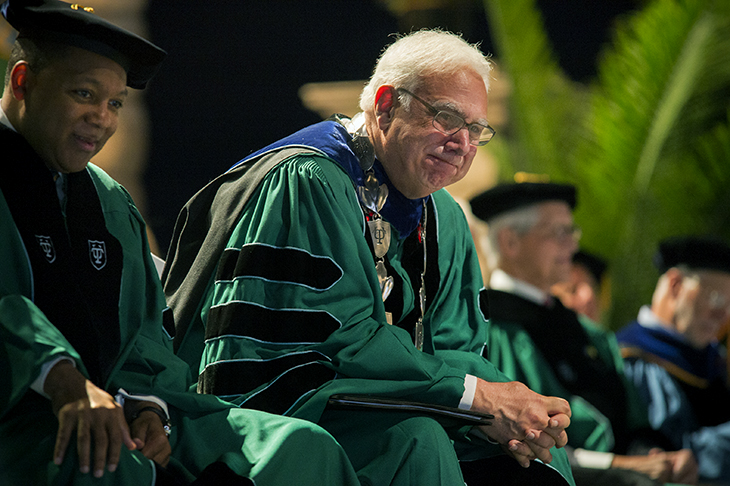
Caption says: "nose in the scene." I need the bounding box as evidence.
[567,234,579,252]
[86,103,115,129]
[444,127,471,154]
[708,303,730,322]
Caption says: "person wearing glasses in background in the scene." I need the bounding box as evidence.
[163,29,577,486]
[617,236,730,484]
[470,182,698,486]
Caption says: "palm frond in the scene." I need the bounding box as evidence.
[483,0,588,178]
[574,0,730,327]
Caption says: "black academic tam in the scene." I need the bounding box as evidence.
[470,182,577,223]
[1,0,166,89]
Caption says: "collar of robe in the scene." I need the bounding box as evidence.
[229,118,428,239]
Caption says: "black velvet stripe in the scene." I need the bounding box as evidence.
[198,353,336,415]
[240,363,336,415]
[478,288,490,320]
[65,171,123,381]
[199,351,327,395]
[162,307,175,339]
[215,244,342,290]
[206,301,340,343]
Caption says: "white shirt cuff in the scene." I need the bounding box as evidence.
[459,374,477,410]
[571,448,615,469]
[31,357,76,398]
[115,389,170,420]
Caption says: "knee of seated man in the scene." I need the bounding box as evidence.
[269,416,346,454]
[391,416,453,451]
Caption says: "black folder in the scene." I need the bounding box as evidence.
[327,394,494,427]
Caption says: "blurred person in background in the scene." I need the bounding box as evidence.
[552,249,608,324]
[471,181,698,486]
[617,236,730,484]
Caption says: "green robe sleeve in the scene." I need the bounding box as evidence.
[426,190,512,382]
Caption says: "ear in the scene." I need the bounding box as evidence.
[374,85,397,130]
[9,62,30,100]
[665,268,685,299]
[498,227,521,259]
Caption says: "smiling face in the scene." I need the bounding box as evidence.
[370,69,488,199]
[16,46,128,173]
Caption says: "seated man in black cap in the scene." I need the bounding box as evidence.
[0,1,360,485]
[617,236,730,484]
[470,181,698,486]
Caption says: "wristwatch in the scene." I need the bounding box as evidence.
[130,406,172,438]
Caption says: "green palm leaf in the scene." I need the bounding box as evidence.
[482,0,588,178]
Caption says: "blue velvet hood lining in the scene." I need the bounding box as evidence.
[230,120,427,238]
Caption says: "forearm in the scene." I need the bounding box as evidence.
[44,360,88,414]
[31,356,76,398]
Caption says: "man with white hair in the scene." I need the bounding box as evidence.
[164,30,575,485]
[471,181,697,486]
[617,236,730,483]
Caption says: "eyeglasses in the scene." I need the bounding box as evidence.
[396,88,495,146]
[697,287,730,314]
[540,224,582,243]
[706,290,730,313]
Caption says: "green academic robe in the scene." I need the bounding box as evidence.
[0,129,359,486]
[163,120,575,485]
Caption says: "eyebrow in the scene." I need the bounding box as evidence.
[434,99,489,126]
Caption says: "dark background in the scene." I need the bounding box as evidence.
[145,0,636,253]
